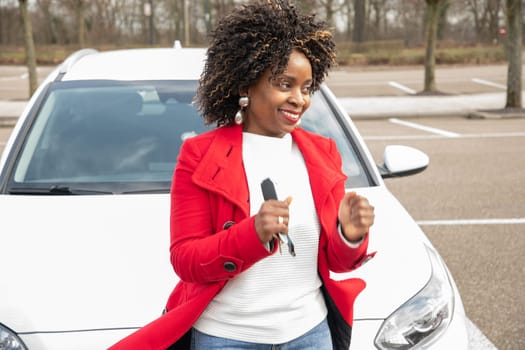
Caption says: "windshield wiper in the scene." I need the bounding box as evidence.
[121,188,170,194]
[8,185,113,195]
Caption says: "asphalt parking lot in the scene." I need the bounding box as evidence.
[1,63,524,349]
[357,117,525,350]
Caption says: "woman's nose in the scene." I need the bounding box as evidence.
[289,88,307,106]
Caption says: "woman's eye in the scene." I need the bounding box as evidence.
[278,81,291,89]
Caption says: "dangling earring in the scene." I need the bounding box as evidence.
[234,111,243,125]
[235,96,249,125]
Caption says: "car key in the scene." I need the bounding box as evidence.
[261,178,296,257]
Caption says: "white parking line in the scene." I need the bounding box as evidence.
[460,132,525,138]
[363,132,525,141]
[388,118,461,137]
[417,218,525,226]
[472,78,506,90]
[388,81,417,94]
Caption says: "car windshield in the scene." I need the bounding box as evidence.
[7,80,371,194]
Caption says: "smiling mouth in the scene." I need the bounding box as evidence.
[280,109,301,123]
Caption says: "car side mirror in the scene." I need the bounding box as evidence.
[378,145,429,178]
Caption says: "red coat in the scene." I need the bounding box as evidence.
[110,125,371,350]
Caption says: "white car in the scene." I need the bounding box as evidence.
[0,45,469,349]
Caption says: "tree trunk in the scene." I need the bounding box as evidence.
[371,0,381,39]
[423,0,441,93]
[183,0,190,46]
[487,0,501,44]
[75,0,85,48]
[148,0,154,45]
[324,0,335,28]
[353,0,366,44]
[204,0,211,36]
[170,0,182,42]
[344,0,353,41]
[19,0,38,97]
[505,0,522,109]
[38,0,58,44]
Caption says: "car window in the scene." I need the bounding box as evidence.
[301,93,371,188]
[7,80,370,194]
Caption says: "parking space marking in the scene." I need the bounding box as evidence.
[460,132,525,138]
[388,81,417,94]
[364,135,445,140]
[388,118,461,137]
[363,131,525,141]
[472,78,506,90]
[417,218,525,226]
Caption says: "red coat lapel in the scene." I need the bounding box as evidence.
[191,125,250,217]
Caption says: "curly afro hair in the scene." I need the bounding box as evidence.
[196,0,337,126]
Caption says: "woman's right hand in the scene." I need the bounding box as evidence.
[254,196,292,244]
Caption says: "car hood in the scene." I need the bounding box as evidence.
[0,186,431,333]
[0,194,176,334]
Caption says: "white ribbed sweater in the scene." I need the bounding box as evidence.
[193,132,327,343]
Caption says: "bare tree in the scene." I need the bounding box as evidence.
[353,0,366,43]
[319,0,337,28]
[0,2,22,45]
[422,0,448,93]
[466,0,502,44]
[369,0,387,39]
[18,0,37,96]
[36,0,58,44]
[211,0,236,22]
[342,0,353,40]
[183,0,190,45]
[3,0,522,54]
[163,0,184,43]
[203,0,211,35]
[504,0,522,109]
[145,0,154,45]
[73,0,85,48]
[396,0,426,47]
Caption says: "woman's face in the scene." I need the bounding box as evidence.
[243,49,312,138]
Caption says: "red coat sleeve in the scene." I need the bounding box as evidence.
[169,139,273,284]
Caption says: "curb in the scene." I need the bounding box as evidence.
[0,117,17,127]
[0,100,26,127]
[0,111,19,127]
[339,92,525,120]
[467,109,525,119]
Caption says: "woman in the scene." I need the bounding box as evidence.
[110,1,374,349]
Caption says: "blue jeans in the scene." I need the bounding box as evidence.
[190,318,332,350]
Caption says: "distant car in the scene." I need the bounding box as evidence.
[0,44,469,349]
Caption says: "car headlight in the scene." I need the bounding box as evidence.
[374,244,454,349]
[0,324,27,350]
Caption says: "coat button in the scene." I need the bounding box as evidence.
[222,221,235,229]
[223,261,237,272]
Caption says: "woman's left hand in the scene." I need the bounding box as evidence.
[338,192,375,242]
